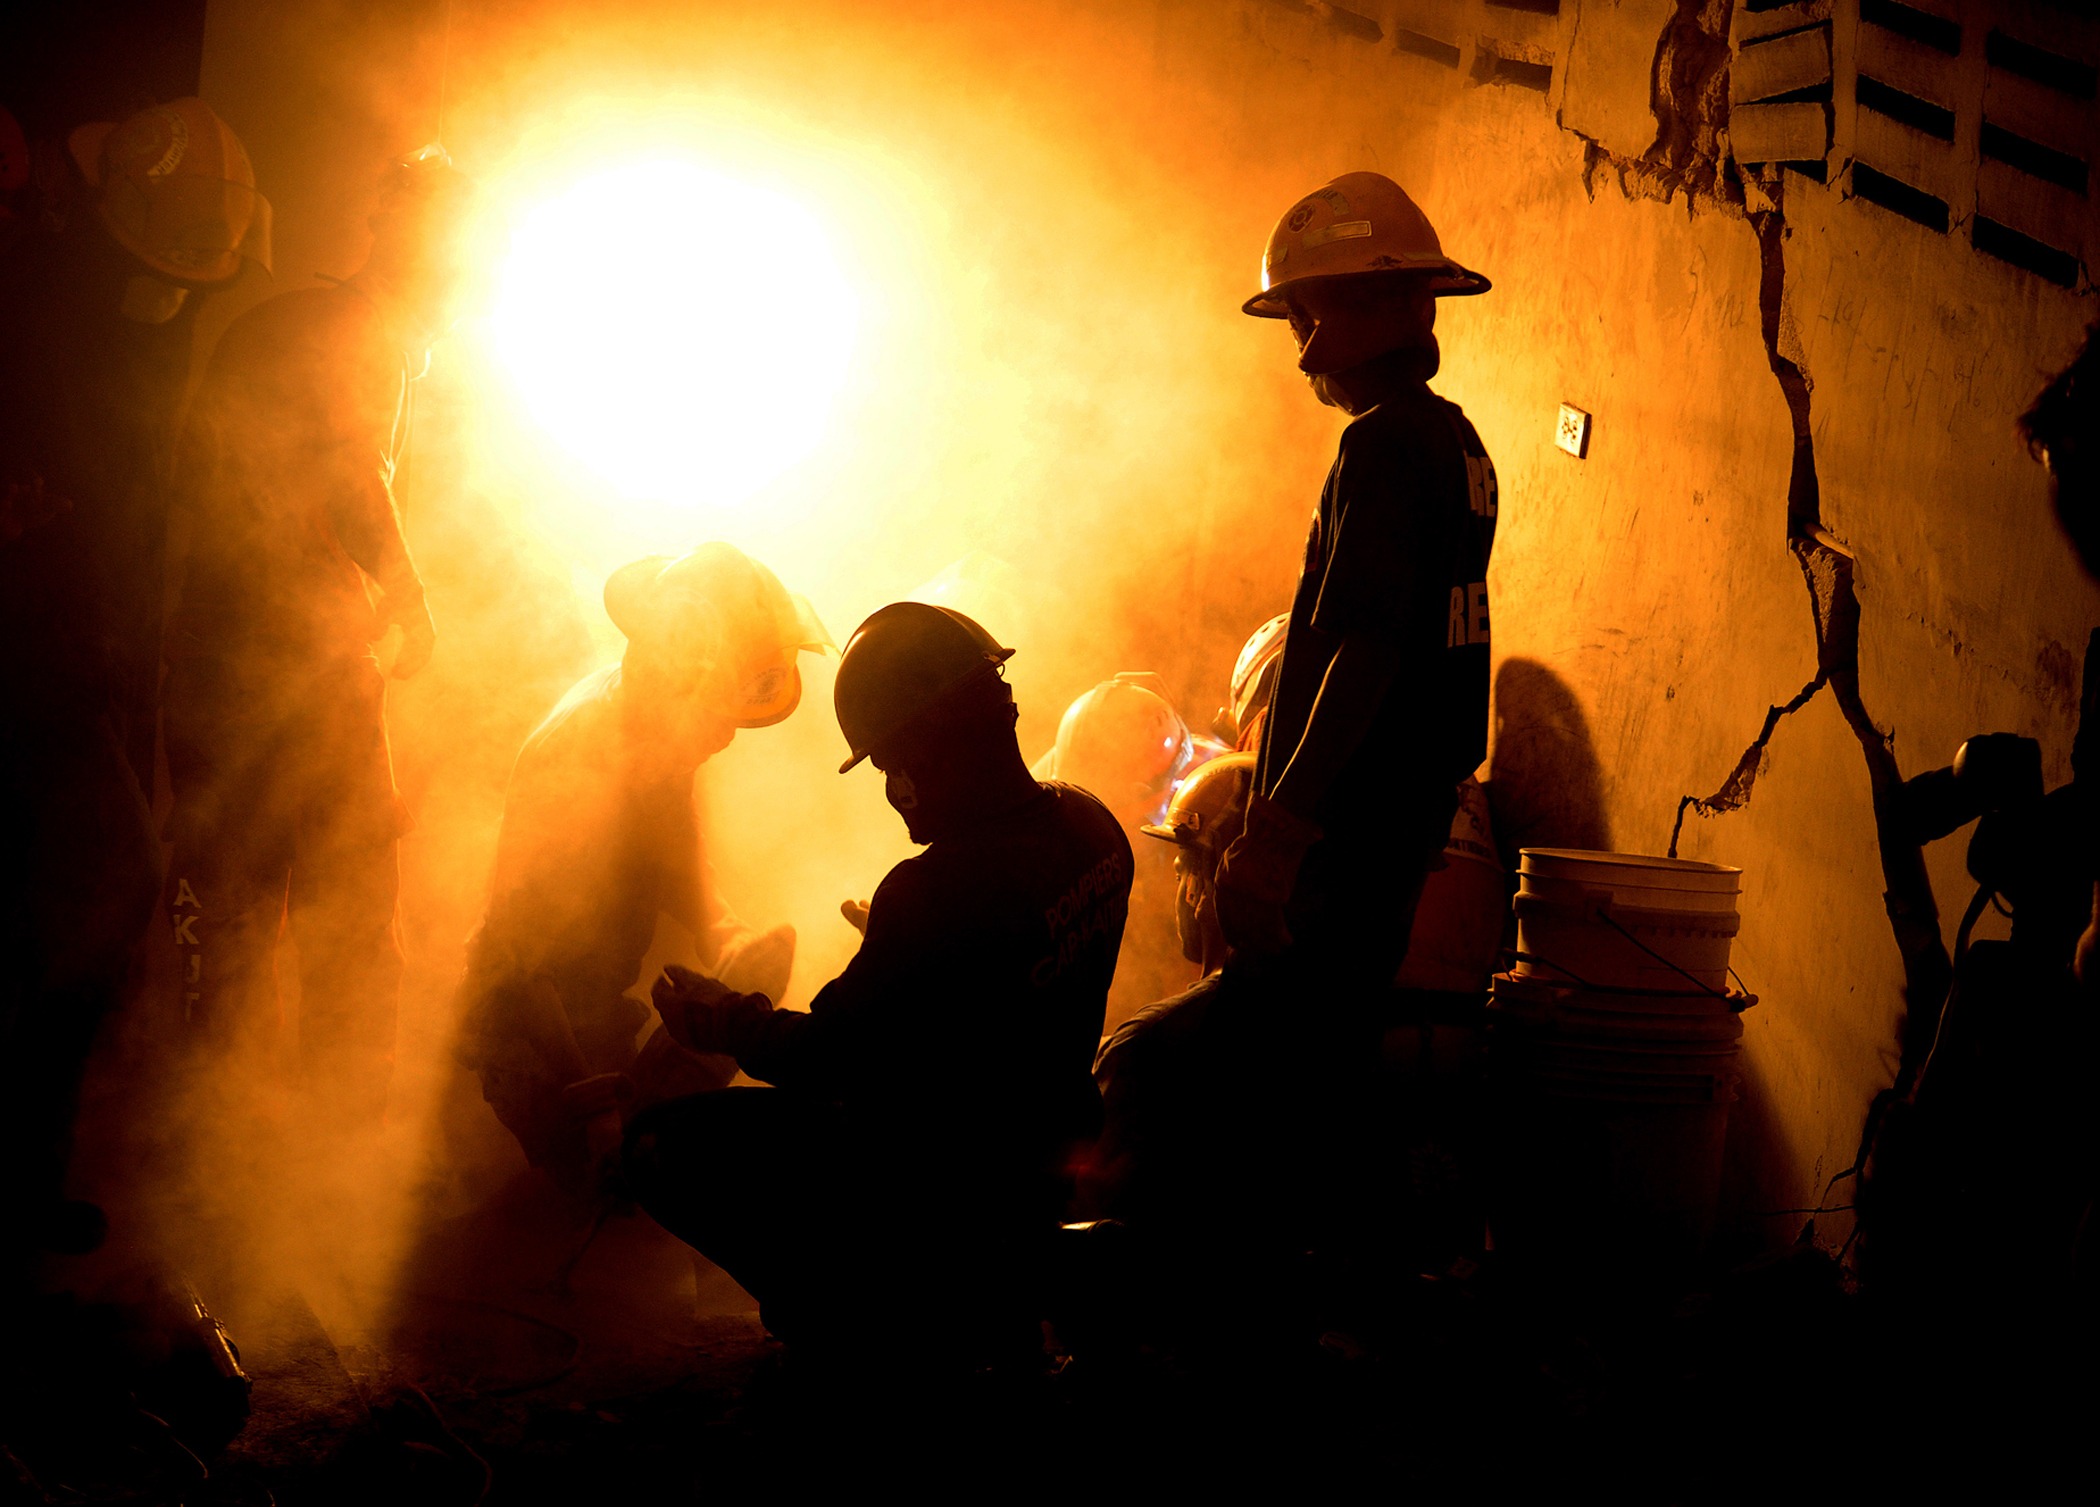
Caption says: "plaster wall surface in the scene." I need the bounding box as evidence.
[188,0,2098,1247]
[1169,0,2098,1235]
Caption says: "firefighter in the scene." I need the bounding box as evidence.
[1033,671,1227,1028]
[1221,173,1496,983]
[162,144,470,1127]
[626,603,1133,1364]
[0,99,268,1273]
[1087,752,1255,1226]
[1216,172,1498,1241]
[1216,612,1289,753]
[455,543,827,1191]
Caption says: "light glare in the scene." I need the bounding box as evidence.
[490,160,860,507]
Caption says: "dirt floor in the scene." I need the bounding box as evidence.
[13,1163,2095,1503]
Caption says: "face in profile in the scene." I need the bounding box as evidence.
[2024,328,2099,580]
[2050,455,2100,580]
[875,756,936,844]
[1284,273,1437,378]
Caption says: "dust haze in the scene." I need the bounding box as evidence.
[95,0,1428,1332]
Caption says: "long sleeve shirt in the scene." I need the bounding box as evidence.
[727,782,1132,1197]
[171,281,424,676]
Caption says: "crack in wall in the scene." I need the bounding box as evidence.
[1668,671,1825,854]
[1576,0,1743,213]
[1645,0,1733,199]
[1568,6,1956,1092]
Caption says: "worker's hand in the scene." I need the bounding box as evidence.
[717,922,795,1004]
[652,963,769,1054]
[1214,792,1321,962]
[840,899,870,935]
[390,595,436,680]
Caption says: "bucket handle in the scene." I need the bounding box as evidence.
[1588,906,1754,1009]
[1503,947,1605,991]
[1504,925,1756,1012]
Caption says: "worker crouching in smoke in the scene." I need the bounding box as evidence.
[456,544,824,1194]
[626,604,1133,1367]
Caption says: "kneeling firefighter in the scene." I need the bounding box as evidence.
[456,543,826,1190]
[1087,752,1256,1227]
[628,602,1133,1362]
[1033,671,1228,1029]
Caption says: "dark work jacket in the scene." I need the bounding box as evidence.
[171,281,423,680]
[0,211,201,756]
[741,781,1133,1207]
[1258,371,1498,858]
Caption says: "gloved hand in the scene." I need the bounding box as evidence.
[390,592,436,680]
[651,963,773,1056]
[1214,791,1322,961]
[717,922,796,1003]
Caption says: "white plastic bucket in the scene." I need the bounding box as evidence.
[1519,848,1741,913]
[1513,848,1743,992]
[1485,971,1745,1268]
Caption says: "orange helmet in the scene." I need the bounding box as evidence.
[1141,752,1255,851]
[605,543,831,729]
[1043,673,1194,826]
[1243,171,1486,319]
[69,99,270,284]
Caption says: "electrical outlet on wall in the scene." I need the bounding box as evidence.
[1556,402,1591,459]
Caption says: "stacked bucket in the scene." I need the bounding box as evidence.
[1487,848,1751,1276]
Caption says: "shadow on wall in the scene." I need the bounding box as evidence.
[1484,658,1611,865]
[1712,1034,1810,1260]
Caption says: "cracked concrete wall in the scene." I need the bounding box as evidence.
[1159,0,2098,1244]
[186,0,2093,1250]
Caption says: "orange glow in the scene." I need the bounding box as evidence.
[488,157,861,515]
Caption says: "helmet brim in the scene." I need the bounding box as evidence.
[733,664,802,729]
[837,648,1014,774]
[1242,261,1492,318]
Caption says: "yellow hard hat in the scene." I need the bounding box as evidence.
[605,543,831,728]
[1140,752,1255,849]
[69,98,271,284]
[1243,171,1486,318]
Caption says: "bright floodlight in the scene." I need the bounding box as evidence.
[491,160,860,506]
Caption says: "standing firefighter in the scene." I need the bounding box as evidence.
[456,544,824,1191]
[1219,172,1498,1228]
[628,603,1133,1365]
[1,98,268,1270]
[164,145,472,1126]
